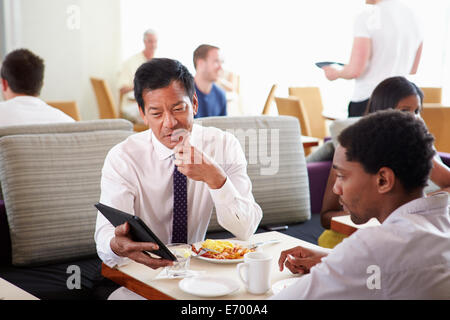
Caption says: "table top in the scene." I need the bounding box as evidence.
[301,135,320,148]
[0,278,39,300]
[102,231,331,300]
[330,215,380,236]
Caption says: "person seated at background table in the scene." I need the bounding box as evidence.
[118,28,158,122]
[95,58,262,271]
[193,44,227,118]
[271,110,450,299]
[0,48,75,126]
[318,76,450,248]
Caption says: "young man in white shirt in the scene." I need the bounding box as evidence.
[272,110,450,299]
[95,58,262,270]
[0,49,75,126]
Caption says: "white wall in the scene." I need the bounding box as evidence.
[3,0,122,120]
[119,0,450,117]
[2,0,449,119]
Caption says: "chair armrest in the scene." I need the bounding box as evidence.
[307,161,332,214]
[438,152,450,167]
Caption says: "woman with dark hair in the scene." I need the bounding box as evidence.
[317,76,450,248]
[366,76,424,115]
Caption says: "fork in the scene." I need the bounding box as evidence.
[193,247,220,257]
[248,239,281,250]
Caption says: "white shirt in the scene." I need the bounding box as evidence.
[95,124,263,267]
[352,0,422,101]
[271,193,450,299]
[0,96,75,126]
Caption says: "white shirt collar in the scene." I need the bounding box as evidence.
[383,192,449,225]
[9,95,45,105]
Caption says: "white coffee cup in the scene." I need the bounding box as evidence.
[236,251,272,294]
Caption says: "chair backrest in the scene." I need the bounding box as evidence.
[262,84,277,115]
[90,77,118,119]
[275,96,312,136]
[420,87,442,104]
[0,119,133,266]
[421,106,450,153]
[288,87,327,139]
[46,101,81,121]
[195,116,311,231]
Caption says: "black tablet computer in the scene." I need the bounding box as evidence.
[315,61,345,68]
[95,202,177,261]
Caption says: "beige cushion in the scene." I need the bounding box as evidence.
[0,120,133,266]
[195,116,311,232]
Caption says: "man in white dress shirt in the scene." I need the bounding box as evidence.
[0,48,75,126]
[272,110,450,299]
[95,58,262,272]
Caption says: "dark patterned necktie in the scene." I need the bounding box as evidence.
[172,165,187,243]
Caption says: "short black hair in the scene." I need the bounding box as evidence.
[0,48,45,96]
[366,76,424,114]
[338,110,435,193]
[133,58,195,113]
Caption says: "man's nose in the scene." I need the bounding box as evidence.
[333,180,342,196]
[163,112,177,128]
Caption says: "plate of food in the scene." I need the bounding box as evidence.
[191,239,255,264]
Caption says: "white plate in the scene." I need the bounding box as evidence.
[179,276,240,297]
[196,256,244,264]
[271,278,301,295]
[193,239,249,264]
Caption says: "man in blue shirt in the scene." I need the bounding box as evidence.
[193,44,227,118]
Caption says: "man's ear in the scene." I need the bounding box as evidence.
[1,78,8,92]
[192,92,199,116]
[376,167,395,194]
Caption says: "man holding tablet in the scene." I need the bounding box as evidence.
[94,58,262,272]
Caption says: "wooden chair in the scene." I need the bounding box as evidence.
[288,87,327,139]
[262,84,277,115]
[420,87,442,104]
[275,96,312,137]
[46,101,81,121]
[90,77,119,119]
[90,77,146,132]
[421,106,450,153]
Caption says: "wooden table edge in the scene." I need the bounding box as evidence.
[330,219,356,237]
[101,263,176,300]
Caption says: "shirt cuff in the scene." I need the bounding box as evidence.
[101,235,131,268]
[208,177,240,204]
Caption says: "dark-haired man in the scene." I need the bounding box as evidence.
[0,48,75,126]
[193,44,227,118]
[272,110,450,299]
[95,58,262,272]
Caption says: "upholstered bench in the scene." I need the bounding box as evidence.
[0,120,134,299]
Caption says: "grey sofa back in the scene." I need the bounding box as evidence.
[0,120,133,266]
[195,116,311,232]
